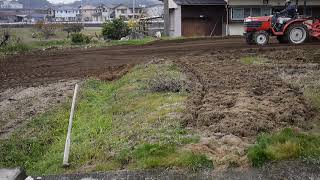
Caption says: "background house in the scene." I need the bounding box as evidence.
[113,4,144,20]
[54,6,80,22]
[92,4,113,22]
[80,5,96,22]
[226,0,320,35]
[114,4,130,19]
[168,0,226,37]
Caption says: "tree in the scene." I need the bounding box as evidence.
[102,19,130,40]
[34,21,62,39]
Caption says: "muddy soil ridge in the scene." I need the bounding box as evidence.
[1,38,320,91]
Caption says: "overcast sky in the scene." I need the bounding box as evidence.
[48,0,76,4]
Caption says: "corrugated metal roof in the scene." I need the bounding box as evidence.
[174,0,226,5]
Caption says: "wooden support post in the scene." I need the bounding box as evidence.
[63,84,79,167]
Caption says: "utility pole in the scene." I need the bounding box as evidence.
[303,0,307,16]
[163,0,170,36]
[133,0,135,19]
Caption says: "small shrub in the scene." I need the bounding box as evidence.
[128,19,138,29]
[102,19,130,40]
[70,33,91,44]
[116,148,131,166]
[147,71,186,93]
[247,144,269,167]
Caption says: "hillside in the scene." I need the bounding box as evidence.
[18,0,51,9]
[68,0,160,7]
[16,0,159,9]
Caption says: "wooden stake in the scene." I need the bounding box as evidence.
[63,84,79,167]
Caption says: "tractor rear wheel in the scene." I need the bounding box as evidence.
[253,31,269,46]
[286,24,309,44]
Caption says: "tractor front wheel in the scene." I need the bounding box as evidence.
[254,31,269,46]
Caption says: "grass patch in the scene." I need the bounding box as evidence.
[0,63,207,175]
[115,143,213,171]
[248,128,320,167]
[32,39,71,47]
[109,37,155,46]
[240,56,267,65]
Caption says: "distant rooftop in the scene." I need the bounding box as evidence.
[174,0,226,5]
[56,6,79,10]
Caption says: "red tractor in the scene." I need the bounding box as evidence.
[244,14,320,45]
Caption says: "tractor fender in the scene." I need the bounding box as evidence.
[272,19,308,36]
[282,19,308,32]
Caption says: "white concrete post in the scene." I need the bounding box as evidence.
[63,84,79,167]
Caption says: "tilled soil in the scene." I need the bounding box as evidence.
[174,47,320,168]
[177,48,315,137]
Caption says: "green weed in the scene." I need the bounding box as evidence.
[248,128,320,167]
[240,56,267,65]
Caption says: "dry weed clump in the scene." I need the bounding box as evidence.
[147,69,187,93]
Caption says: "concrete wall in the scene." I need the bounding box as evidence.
[228,23,244,35]
[169,4,181,37]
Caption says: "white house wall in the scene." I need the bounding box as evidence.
[169,0,178,9]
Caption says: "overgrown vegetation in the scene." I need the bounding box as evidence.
[102,19,130,40]
[0,29,31,55]
[0,63,212,175]
[248,128,320,167]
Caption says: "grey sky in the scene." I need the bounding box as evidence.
[48,0,77,4]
